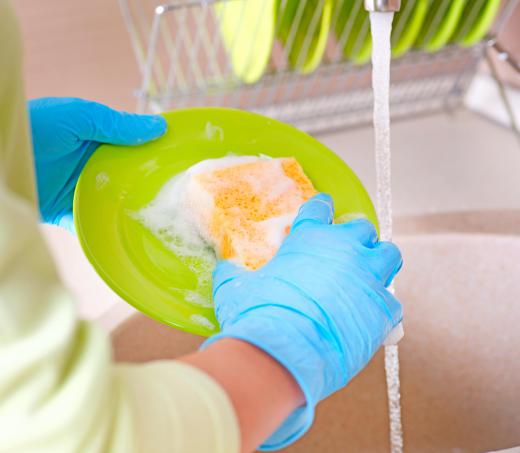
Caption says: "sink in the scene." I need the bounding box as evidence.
[112,232,520,452]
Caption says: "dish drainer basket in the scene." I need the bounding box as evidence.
[118,0,517,134]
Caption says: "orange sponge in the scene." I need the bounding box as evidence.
[187,157,316,270]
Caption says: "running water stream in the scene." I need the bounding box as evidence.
[369,11,404,453]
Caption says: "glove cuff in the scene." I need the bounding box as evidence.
[202,306,344,450]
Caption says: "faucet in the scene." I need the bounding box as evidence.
[364,0,401,12]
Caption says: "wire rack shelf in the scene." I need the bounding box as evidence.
[118,0,516,132]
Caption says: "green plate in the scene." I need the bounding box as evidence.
[277,0,333,74]
[334,0,372,64]
[453,0,501,47]
[415,0,466,52]
[74,108,377,336]
[391,0,429,58]
[216,0,276,84]
[335,0,428,64]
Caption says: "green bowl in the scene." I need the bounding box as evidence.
[277,0,333,74]
[452,0,501,47]
[216,0,276,84]
[415,0,466,52]
[74,108,377,336]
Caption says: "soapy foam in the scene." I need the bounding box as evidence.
[260,212,298,250]
[136,155,315,307]
[136,172,216,308]
[190,314,216,330]
[370,11,404,453]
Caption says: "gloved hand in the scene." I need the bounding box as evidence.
[29,97,167,230]
[204,193,403,451]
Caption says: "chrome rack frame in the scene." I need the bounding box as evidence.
[118,0,517,134]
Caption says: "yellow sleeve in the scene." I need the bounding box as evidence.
[112,362,240,453]
[0,1,240,452]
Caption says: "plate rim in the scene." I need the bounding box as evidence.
[74,107,378,336]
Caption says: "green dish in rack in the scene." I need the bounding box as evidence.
[335,0,428,63]
[415,0,466,52]
[453,0,501,47]
[334,0,372,65]
[215,0,276,84]
[277,0,333,74]
[391,0,429,58]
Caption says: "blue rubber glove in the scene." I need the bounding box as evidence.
[204,193,403,451]
[29,97,167,230]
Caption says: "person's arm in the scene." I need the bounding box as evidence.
[181,339,304,453]
[0,137,242,453]
[0,33,240,449]
[14,93,303,453]
[198,194,403,450]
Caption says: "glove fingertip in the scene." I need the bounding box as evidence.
[376,241,403,285]
[143,115,168,139]
[291,193,334,230]
[388,257,404,286]
[311,192,333,204]
[123,114,168,145]
[339,218,379,247]
[58,214,76,235]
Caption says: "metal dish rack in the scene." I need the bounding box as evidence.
[118,0,518,134]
